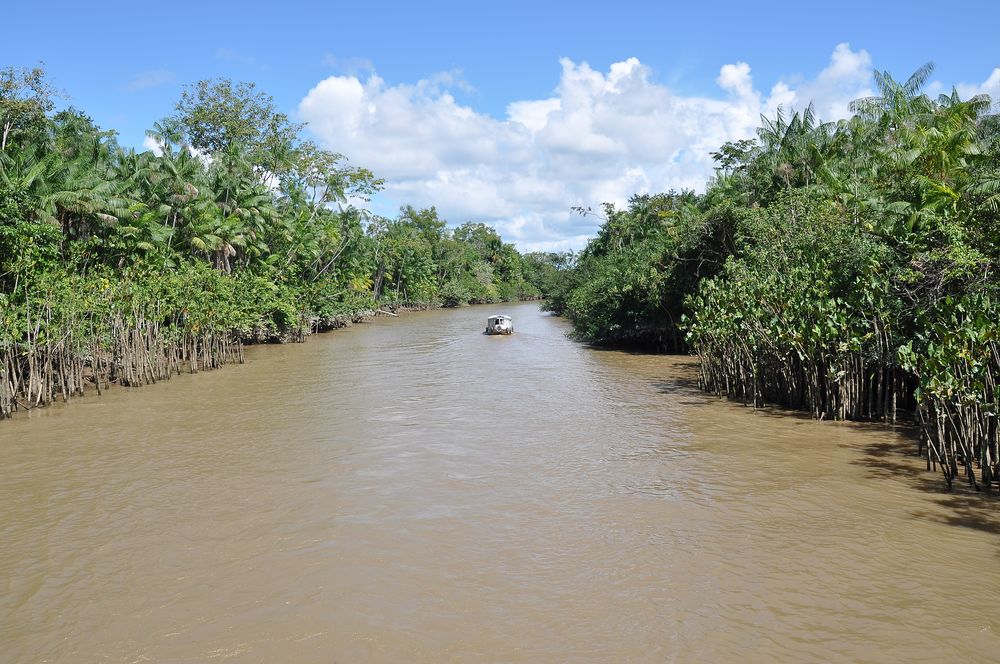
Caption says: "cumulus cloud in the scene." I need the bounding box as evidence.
[767,43,874,120]
[956,68,1000,110]
[718,62,756,101]
[298,44,877,251]
[142,135,164,156]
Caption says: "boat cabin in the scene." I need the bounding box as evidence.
[486,314,513,335]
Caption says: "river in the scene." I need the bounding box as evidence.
[2,301,999,662]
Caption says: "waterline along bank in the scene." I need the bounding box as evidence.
[0,67,552,420]
[546,65,1000,492]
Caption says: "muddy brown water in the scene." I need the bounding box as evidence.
[2,302,999,663]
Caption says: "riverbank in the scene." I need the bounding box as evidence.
[0,298,530,421]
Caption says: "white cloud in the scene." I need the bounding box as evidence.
[718,62,756,101]
[142,135,163,156]
[764,43,874,121]
[508,98,560,132]
[956,68,1000,110]
[298,45,877,251]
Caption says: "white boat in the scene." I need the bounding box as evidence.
[486,314,513,335]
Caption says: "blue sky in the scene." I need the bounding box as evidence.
[4,0,1000,249]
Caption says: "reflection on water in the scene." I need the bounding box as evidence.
[1,302,999,662]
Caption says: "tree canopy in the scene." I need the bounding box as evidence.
[0,67,542,420]
[549,63,1000,490]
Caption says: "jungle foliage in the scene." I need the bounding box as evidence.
[551,64,1000,490]
[0,66,538,418]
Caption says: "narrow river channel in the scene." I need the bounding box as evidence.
[2,302,999,662]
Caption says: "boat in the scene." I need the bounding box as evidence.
[486,314,513,335]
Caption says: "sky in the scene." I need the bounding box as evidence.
[4,0,1000,251]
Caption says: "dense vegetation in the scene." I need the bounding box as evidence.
[0,66,541,419]
[549,65,1000,491]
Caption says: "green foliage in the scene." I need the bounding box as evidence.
[521,251,569,296]
[365,209,531,308]
[1,64,57,152]
[556,191,707,349]
[171,78,303,172]
[439,279,471,307]
[0,64,541,417]
[555,63,1000,487]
